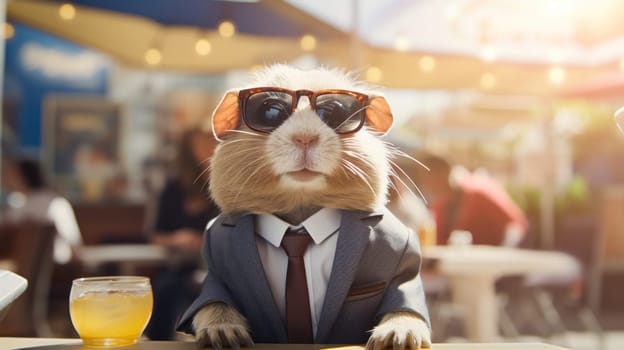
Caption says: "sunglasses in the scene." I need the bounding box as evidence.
[238,87,369,134]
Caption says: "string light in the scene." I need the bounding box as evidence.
[3,22,14,40]
[300,34,317,51]
[59,3,76,21]
[218,20,236,38]
[144,48,162,66]
[547,66,566,85]
[365,66,383,83]
[419,55,436,72]
[195,38,212,56]
[480,46,498,62]
[394,34,410,52]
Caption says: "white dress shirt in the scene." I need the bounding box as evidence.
[255,208,341,337]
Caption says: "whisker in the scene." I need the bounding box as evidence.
[232,158,270,204]
[341,158,376,196]
[220,138,261,147]
[384,142,430,171]
[194,165,211,186]
[198,157,212,166]
[226,129,263,137]
[220,153,266,185]
[388,158,428,205]
[342,149,376,168]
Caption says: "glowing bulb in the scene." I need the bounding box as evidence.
[3,22,14,40]
[59,3,76,21]
[218,20,236,38]
[481,46,498,62]
[195,39,212,56]
[394,35,410,52]
[300,34,317,51]
[366,66,383,83]
[419,55,436,72]
[548,66,566,85]
[145,48,162,66]
[445,4,460,21]
[480,73,497,89]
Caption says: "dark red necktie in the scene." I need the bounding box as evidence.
[281,227,313,343]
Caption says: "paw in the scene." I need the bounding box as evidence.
[366,312,431,350]
[193,303,254,349]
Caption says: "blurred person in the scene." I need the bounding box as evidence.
[417,154,528,247]
[1,156,82,265]
[145,128,220,340]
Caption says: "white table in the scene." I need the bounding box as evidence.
[422,245,579,342]
[76,244,171,275]
[0,337,571,350]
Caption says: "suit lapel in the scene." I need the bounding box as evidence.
[315,210,383,343]
[224,214,288,342]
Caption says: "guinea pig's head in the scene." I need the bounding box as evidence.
[209,64,394,215]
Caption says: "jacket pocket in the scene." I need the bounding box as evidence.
[345,281,387,302]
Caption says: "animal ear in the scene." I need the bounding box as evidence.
[212,91,240,139]
[365,96,393,135]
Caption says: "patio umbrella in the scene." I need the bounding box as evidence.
[6,0,351,73]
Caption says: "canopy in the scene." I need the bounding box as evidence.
[6,0,621,95]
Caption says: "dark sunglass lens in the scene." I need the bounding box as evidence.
[245,92,292,131]
[316,94,364,133]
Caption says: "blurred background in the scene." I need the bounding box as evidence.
[0,0,623,349]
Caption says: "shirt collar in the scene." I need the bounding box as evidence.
[256,208,341,247]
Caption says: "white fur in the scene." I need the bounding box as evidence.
[367,312,431,350]
[257,64,385,194]
[267,110,341,185]
[250,64,368,92]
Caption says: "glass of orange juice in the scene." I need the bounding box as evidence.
[70,276,153,347]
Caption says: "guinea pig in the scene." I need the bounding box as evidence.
[177,64,431,350]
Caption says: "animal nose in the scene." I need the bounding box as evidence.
[292,133,319,148]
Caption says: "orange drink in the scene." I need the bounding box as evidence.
[418,216,437,248]
[70,276,152,347]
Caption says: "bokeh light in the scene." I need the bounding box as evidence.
[59,3,76,21]
[218,20,236,38]
[195,39,212,56]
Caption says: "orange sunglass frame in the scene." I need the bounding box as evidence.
[238,87,370,134]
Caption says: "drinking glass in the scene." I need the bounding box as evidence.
[69,276,153,347]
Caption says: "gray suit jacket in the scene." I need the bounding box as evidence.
[177,209,430,344]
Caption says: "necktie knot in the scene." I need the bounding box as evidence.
[281,228,312,258]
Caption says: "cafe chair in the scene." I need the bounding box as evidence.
[499,214,603,349]
[588,186,624,313]
[0,222,56,337]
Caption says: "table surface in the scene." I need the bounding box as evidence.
[0,338,571,350]
[76,244,169,265]
[422,245,579,277]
